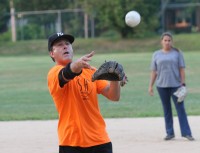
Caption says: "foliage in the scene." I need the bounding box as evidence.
[0,30,11,41]
[1,0,161,39]
[79,0,160,38]
[2,0,80,39]
[17,24,44,40]
[13,0,76,11]
[0,0,10,33]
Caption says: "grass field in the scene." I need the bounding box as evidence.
[0,52,200,121]
[1,33,200,56]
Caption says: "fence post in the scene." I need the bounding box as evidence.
[57,10,62,32]
[84,12,88,39]
[10,0,16,42]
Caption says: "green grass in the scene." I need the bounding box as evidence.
[0,52,200,121]
[0,33,200,56]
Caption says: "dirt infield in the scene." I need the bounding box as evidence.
[0,116,199,153]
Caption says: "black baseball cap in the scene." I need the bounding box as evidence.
[48,32,75,51]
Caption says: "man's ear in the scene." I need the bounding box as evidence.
[49,51,54,58]
[49,51,55,62]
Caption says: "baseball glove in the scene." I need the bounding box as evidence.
[92,61,127,86]
[173,86,187,102]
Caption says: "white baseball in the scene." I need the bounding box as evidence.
[125,11,141,27]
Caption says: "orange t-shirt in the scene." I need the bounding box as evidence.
[47,65,110,147]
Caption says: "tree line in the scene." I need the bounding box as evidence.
[0,0,161,40]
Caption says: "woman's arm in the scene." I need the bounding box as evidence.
[148,70,157,96]
[180,67,186,86]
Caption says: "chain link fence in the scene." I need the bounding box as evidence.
[13,9,94,41]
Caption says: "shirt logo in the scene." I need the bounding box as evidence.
[76,77,93,101]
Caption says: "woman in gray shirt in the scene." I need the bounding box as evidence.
[148,32,194,141]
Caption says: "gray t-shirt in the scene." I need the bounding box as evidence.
[150,49,185,87]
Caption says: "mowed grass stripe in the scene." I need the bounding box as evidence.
[0,52,200,120]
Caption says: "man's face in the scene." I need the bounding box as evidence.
[50,39,73,65]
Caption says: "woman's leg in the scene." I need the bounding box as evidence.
[171,87,192,137]
[157,87,174,136]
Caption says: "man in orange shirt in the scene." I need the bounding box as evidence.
[47,32,125,153]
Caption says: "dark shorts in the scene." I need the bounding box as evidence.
[59,142,113,153]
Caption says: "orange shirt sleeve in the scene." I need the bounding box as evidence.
[47,65,65,109]
[96,79,109,94]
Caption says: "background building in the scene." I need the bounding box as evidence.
[161,0,200,33]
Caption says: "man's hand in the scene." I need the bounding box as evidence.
[71,51,95,73]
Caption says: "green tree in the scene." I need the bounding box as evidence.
[13,0,82,39]
[78,0,160,38]
[14,0,75,11]
[2,0,161,39]
[0,0,10,33]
